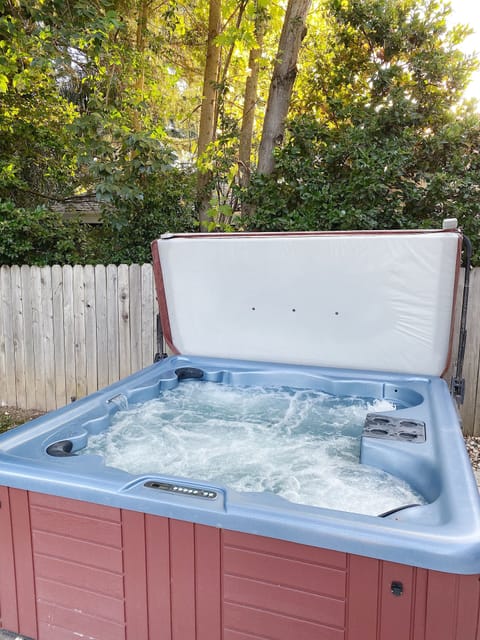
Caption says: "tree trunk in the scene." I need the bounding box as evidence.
[257,0,311,176]
[238,4,267,192]
[196,0,222,230]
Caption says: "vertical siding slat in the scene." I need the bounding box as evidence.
[170,519,197,639]
[11,265,26,408]
[129,264,142,374]
[106,264,119,385]
[346,554,380,640]
[51,265,67,408]
[145,514,172,638]
[424,571,459,640]
[0,265,16,405]
[122,509,147,640]
[141,263,155,366]
[73,264,87,400]
[9,489,38,639]
[0,486,19,632]
[476,592,480,640]
[195,524,222,640]
[41,266,56,411]
[21,265,36,409]
[118,264,131,379]
[95,264,109,390]
[84,265,98,395]
[412,568,428,640]
[62,265,76,404]
[378,562,415,640]
[455,573,480,639]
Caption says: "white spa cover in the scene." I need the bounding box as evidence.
[152,229,462,376]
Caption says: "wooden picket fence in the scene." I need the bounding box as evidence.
[0,264,158,413]
[0,263,479,435]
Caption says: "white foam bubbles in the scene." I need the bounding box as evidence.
[84,381,425,516]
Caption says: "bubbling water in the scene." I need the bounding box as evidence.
[84,381,426,516]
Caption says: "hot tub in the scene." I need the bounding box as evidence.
[1,227,479,640]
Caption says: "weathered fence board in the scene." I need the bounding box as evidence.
[11,266,26,409]
[94,264,109,391]
[31,267,45,410]
[118,264,131,381]
[129,263,141,375]
[21,265,36,410]
[52,265,66,408]
[0,264,479,434]
[62,265,76,406]
[462,268,480,434]
[85,264,98,397]
[141,264,155,366]
[1,267,15,407]
[106,264,120,386]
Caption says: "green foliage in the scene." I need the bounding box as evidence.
[295,0,478,124]
[0,0,479,266]
[0,201,89,265]
[0,8,79,203]
[243,113,480,261]
[197,109,242,229]
[243,0,480,264]
[91,166,197,264]
[74,127,198,263]
[0,1,199,263]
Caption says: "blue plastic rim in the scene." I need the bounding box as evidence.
[0,354,479,575]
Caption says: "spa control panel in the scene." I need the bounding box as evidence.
[144,480,217,499]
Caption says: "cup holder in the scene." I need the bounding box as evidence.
[363,414,426,443]
[370,428,389,436]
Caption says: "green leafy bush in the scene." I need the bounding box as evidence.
[91,167,197,264]
[242,113,480,264]
[0,201,89,265]
[80,131,197,264]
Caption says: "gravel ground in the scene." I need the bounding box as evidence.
[464,436,480,471]
[0,406,45,434]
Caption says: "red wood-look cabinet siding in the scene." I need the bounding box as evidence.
[0,487,479,640]
[222,529,347,640]
[30,491,126,640]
